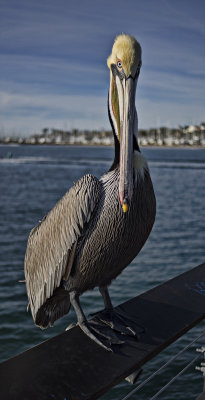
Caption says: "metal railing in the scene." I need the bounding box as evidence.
[120,329,205,400]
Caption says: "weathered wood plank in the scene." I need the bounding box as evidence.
[0,262,205,400]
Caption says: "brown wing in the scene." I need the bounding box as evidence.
[24,174,102,321]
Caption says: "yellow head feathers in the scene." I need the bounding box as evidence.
[107,34,141,78]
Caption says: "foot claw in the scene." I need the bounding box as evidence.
[65,322,76,331]
[79,321,113,352]
[89,319,124,345]
[65,321,114,350]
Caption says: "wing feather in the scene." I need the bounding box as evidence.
[24,174,102,322]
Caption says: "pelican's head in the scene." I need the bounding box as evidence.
[107,34,141,213]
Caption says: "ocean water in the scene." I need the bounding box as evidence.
[0,144,204,399]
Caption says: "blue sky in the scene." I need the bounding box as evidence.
[0,0,205,136]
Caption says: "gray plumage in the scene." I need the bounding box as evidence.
[24,174,102,322]
[24,154,155,327]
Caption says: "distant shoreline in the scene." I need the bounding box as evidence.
[1,125,205,147]
[0,141,204,149]
[1,123,205,147]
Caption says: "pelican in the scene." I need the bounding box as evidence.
[24,34,156,351]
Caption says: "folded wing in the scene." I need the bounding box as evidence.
[24,174,102,322]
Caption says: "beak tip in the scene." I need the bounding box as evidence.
[122,202,129,213]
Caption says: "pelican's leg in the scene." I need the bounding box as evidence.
[94,285,145,338]
[99,286,113,309]
[68,290,115,351]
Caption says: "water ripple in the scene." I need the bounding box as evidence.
[0,145,204,399]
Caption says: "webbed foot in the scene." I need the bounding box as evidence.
[78,320,113,351]
[92,286,145,339]
[68,290,123,352]
[89,318,124,345]
[66,319,124,351]
[90,307,145,339]
[68,288,145,352]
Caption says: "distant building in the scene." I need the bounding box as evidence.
[1,123,205,146]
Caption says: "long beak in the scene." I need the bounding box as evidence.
[116,76,136,213]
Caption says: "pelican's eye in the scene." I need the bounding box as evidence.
[117,60,122,68]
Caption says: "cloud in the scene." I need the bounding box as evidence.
[139,67,205,103]
[0,0,205,135]
[137,98,205,129]
[0,53,108,96]
[0,91,109,135]
[0,85,204,137]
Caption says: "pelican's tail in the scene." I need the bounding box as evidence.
[35,287,71,329]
